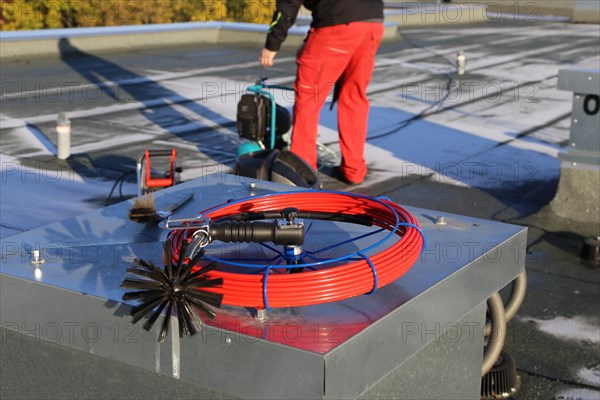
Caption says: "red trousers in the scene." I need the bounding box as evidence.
[290,22,384,183]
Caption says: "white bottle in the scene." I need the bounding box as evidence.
[456,50,466,76]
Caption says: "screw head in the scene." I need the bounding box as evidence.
[31,249,45,266]
[256,308,268,321]
[56,112,70,125]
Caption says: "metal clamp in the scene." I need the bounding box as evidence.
[182,229,211,262]
[161,215,211,230]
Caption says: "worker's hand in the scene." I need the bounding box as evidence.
[259,48,277,67]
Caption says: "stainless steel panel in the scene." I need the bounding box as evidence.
[357,303,486,400]
[558,68,600,95]
[179,327,325,400]
[558,68,600,166]
[324,229,526,399]
[0,274,176,377]
[1,174,527,399]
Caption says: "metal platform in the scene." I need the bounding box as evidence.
[0,174,527,399]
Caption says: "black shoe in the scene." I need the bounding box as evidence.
[331,166,363,185]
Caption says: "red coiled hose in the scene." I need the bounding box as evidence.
[168,192,423,309]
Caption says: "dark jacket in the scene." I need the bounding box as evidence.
[265,0,384,51]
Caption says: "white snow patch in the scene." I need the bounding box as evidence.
[555,388,600,400]
[1,153,20,166]
[486,13,571,23]
[578,366,600,387]
[522,316,600,345]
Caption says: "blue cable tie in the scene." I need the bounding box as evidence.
[358,252,378,295]
[262,265,273,311]
[375,195,392,202]
[397,222,427,255]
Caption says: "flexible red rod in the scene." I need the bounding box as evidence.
[168,192,423,308]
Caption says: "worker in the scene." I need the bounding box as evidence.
[259,0,384,185]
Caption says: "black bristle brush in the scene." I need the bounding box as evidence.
[121,239,223,342]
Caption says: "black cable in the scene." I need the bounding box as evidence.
[118,171,128,201]
[106,170,135,206]
[366,77,455,140]
[365,25,458,141]
[216,211,374,226]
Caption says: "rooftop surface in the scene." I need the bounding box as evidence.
[1,15,599,400]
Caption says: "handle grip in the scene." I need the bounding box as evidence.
[210,220,304,246]
[147,150,174,157]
